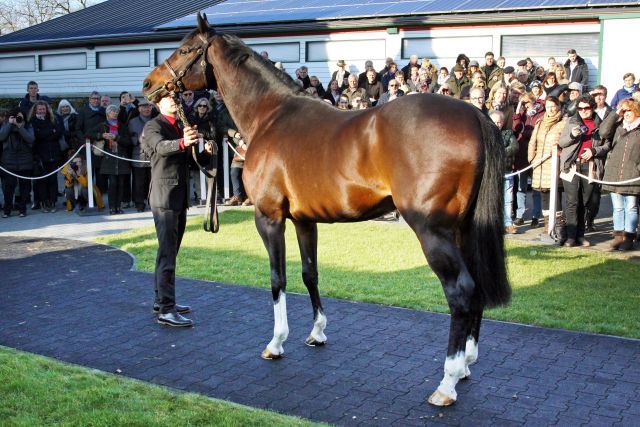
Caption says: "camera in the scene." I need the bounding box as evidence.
[70,163,79,172]
[579,125,589,134]
[15,116,23,124]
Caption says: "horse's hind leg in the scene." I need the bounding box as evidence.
[463,308,483,379]
[293,220,327,347]
[405,218,475,406]
[255,210,288,360]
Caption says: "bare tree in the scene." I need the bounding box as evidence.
[0,0,104,35]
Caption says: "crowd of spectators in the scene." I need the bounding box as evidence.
[1,46,639,250]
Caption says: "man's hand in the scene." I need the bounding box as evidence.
[183,126,198,147]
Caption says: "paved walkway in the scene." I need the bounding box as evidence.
[1,235,639,426]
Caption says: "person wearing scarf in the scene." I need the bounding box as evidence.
[611,73,639,110]
[56,99,79,151]
[97,104,131,214]
[528,96,567,234]
[600,98,640,250]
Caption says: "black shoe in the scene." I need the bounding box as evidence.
[157,311,193,327]
[153,303,191,314]
[109,209,117,215]
[513,218,525,226]
[32,203,41,210]
[530,218,540,228]
[116,209,124,214]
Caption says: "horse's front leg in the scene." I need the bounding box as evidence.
[255,210,288,360]
[463,309,483,379]
[293,220,327,347]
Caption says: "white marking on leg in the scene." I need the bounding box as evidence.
[464,337,478,378]
[266,292,288,355]
[309,309,327,343]
[437,352,466,401]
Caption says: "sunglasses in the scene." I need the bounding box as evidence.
[197,105,208,108]
[577,106,592,111]
[620,109,630,114]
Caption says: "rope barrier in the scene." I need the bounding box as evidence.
[504,154,551,178]
[91,145,150,163]
[0,145,85,180]
[573,172,640,186]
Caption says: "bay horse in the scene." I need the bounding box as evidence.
[142,13,510,406]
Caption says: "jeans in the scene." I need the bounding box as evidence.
[504,177,514,226]
[610,193,638,233]
[230,166,245,198]
[516,171,541,220]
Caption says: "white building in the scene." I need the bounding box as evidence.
[0,0,638,103]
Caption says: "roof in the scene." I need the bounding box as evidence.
[157,0,640,29]
[0,0,639,52]
[0,0,221,46]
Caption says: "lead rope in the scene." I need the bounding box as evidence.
[170,91,219,233]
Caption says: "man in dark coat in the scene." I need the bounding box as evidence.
[564,49,589,90]
[141,94,213,327]
[76,91,107,194]
[18,81,51,118]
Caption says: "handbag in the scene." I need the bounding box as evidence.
[92,139,105,156]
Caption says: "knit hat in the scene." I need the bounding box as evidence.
[503,66,515,74]
[469,60,480,67]
[568,82,583,93]
[453,64,464,72]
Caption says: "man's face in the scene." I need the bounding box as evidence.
[454,70,463,79]
[592,91,606,107]
[548,59,556,69]
[181,91,194,104]
[157,95,177,115]
[27,84,38,97]
[569,90,580,101]
[568,53,577,63]
[367,71,376,83]
[485,55,494,66]
[139,104,153,118]
[89,94,101,108]
[509,88,524,104]
[100,96,111,107]
[299,68,308,78]
[348,75,358,89]
[470,91,485,109]
[388,81,398,94]
[624,75,635,87]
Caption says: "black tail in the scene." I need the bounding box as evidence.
[462,109,511,308]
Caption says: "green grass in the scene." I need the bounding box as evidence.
[100,209,640,339]
[0,346,319,426]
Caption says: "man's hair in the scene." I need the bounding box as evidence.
[592,84,608,96]
[27,81,38,87]
[567,49,577,55]
[548,56,556,62]
[485,51,494,57]
[470,87,485,98]
[623,72,636,81]
[90,90,100,98]
[299,65,308,71]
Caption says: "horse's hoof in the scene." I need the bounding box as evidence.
[305,335,326,347]
[427,390,456,407]
[261,348,282,360]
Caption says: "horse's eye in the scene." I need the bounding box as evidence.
[179,48,191,55]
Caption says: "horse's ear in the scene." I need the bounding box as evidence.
[197,12,211,34]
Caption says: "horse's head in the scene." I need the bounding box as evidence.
[142,12,216,102]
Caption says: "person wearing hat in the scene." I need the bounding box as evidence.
[502,66,515,86]
[530,80,544,100]
[468,60,481,78]
[445,64,471,99]
[128,99,156,212]
[331,60,350,91]
[564,82,583,117]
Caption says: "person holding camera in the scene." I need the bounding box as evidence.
[61,155,105,211]
[558,95,610,247]
[1,109,34,218]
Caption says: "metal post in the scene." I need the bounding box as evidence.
[223,137,230,200]
[547,145,559,236]
[199,170,206,204]
[85,139,95,208]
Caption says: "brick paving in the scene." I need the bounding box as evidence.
[1,235,639,426]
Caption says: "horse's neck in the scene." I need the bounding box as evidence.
[210,48,291,141]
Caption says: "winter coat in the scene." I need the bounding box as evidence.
[558,113,610,179]
[600,113,640,195]
[445,75,471,99]
[31,116,64,164]
[59,112,79,151]
[563,56,589,89]
[610,84,638,110]
[0,122,34,171]
[76,105,106,142]
[18,94,52,118]
[501,129,519,173]
[482,64,503,90]
[95,121,132,175]
[528,116,567,190]
[128,115,153,168]
[376,90,405,106]
[512,102,545,170]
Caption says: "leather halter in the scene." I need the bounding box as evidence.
[146,34,212,101]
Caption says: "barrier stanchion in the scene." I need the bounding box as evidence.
[85,139,95,209]
[545,145,560,241]
[223,137,230,201]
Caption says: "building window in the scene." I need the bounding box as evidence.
[0,56,35,73]
[97,50,150,68]
[40,53,87,71]
[306,40,386,62]
[155,48,177,66]
[501,34,599,57]
[402,36,493,64]
[247,42,300,62]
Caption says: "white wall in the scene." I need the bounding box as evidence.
[600,17,640,104]
[0,21,605,98]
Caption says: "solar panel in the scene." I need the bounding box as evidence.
[154,0,640,30]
